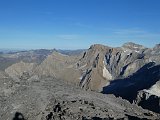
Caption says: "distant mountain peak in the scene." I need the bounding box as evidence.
[89,44,108,48]
[89,44,111,51]
[122,42,144,48]
[122,42,145,52]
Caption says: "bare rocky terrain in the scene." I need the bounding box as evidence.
[0,43,160,119]
[0,76,159,120]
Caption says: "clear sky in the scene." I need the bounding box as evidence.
[0,0,160,49]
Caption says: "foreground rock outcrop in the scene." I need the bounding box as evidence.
[0,77,159,120]
[135,80,160,113]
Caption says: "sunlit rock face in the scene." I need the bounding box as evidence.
[134,80,160,113]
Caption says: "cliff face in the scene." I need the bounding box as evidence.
[135,80,160,113]
[135,90,160,113]
[76,43,160,113]
[78,43,158,91]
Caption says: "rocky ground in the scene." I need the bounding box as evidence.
[0,76,159,120]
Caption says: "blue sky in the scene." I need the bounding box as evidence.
[0,0,160,49]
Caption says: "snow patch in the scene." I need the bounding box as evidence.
[124,50,129,53]
[79,76,83,80]
[103,61,112,80]
[133,46,138,48]
[135,50,140,53]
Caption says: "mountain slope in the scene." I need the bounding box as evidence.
[35,51,81,83]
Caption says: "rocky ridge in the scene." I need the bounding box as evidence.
[1,42,160,116]
[0,76,159,120]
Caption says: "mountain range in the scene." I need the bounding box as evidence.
[0,42,160,120]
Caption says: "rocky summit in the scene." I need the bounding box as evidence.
[0,43,160,120]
